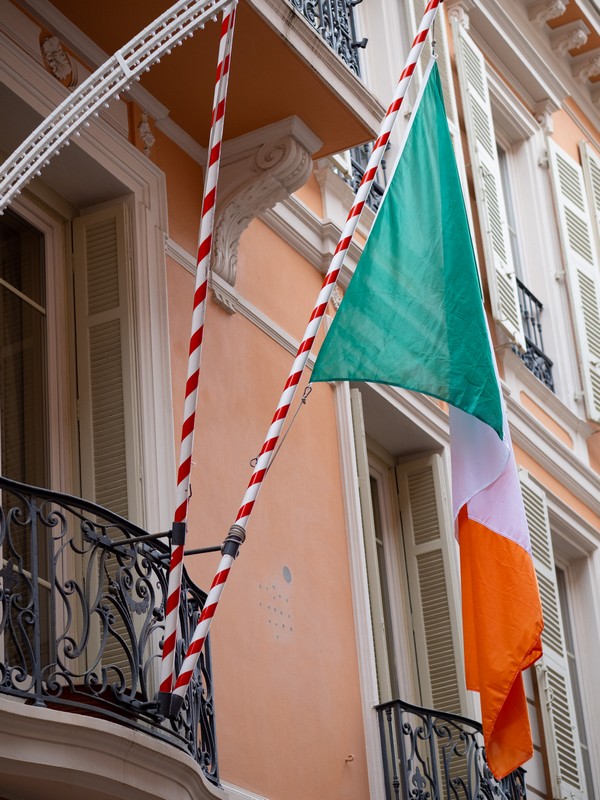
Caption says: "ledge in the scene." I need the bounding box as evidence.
[0,697,228,800]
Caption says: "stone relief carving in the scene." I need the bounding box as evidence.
[40,36,77,87]
[138,112,156,158]
[331,287,343,310]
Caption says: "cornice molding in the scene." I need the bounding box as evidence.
[504,347,592,438]
[212,117,322,287]
[165,237,316,365]
[507,394,600,519]
[260,192,364,286]
[451,0,568,111]
[209,273,316,367]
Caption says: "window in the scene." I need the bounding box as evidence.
[0,209,53,673]
[349,387,465,713]
[497,145,524,281]
[520,472,590,799]
[452,18,526,351]
[0,210,48,487]
[557,567,596,800]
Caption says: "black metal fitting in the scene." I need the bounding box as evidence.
[171,520,187,546]
[221,523,246,558]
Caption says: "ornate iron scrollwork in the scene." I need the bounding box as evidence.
[287,0,365,75]
[0,477,218,784]
[376,699,527,800]
[514,279,555,393]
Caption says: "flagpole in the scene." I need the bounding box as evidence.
[158,1,237,714]
[169,0,443,715]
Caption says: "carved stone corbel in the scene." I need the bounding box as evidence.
[444,0,474,29]
[571,50,600,82]
[534,100,555,135]
[211,117,322,294]
[550,20,589,56]
[527,0,569,26]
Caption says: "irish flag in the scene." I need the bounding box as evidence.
[311,60,543,779]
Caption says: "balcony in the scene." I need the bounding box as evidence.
[349,143,388,212]
[287,0,367,76]
[29,0,383,160]
[0,476,217,785]
[376,699,527,800]
[514,279,555,392]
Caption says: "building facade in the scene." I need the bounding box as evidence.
[0,0,599,799]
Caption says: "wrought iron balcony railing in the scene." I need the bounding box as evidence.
[376,699,527,800]
[514,278,555,393]
[349,143,388,212]
[0,476,218,785]
[287,0,367,76]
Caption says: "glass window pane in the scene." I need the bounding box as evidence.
[0,210,48,487]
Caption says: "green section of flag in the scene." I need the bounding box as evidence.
[311,63,503,439]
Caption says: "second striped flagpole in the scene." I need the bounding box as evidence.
[158,1,237,714]
[170,0,443,715]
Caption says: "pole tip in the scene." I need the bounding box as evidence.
[157,691,172,717]
[170,693,185,718]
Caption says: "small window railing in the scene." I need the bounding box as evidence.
[348,143,388,212]
[376,698,527,800]
[514,279,555,392]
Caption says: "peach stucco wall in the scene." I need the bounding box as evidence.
[160,137,369,798]
[514,443,600,530]
[551,103,600,161]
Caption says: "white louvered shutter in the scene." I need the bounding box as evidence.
[396,455,465,715]
[548,140,600,422]
[452,21,526,350]
[581,141,600,250]
[349,389,394,702]
[73,205,140,685]
[519,472,586,800]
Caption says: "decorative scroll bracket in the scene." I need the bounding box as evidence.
[211,116,322,296]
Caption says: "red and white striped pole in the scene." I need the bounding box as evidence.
[158,1,237,714]
[169,0,442,715]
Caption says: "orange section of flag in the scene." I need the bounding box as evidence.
[459,509,544,779]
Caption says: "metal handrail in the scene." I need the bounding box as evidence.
[0,476,218,784]
[375,698,527,800]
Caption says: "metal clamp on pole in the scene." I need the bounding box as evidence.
[221,523,246,558]
[171,520,187,546]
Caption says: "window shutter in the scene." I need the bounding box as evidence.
[452,20,526,350]
[548,140,600,422]
[519,471,586,800]
[580,141,600,249]
[396,455,465,715]
[349,388,394,701]
[73,204,140,685]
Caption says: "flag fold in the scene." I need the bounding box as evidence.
[312,61,543,779]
